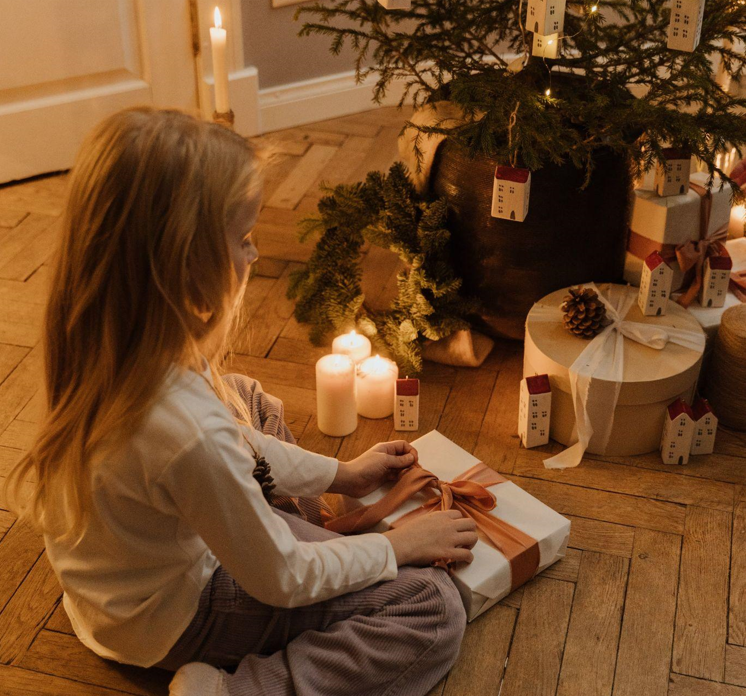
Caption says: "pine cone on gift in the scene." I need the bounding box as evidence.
[561,286,608,339]
[252,455,276,503]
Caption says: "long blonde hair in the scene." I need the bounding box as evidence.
[5,107,262,541]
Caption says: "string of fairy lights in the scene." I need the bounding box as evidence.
[376,0,740,173]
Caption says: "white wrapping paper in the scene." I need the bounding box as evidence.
[344,430,571,620]
[531,284,706,470]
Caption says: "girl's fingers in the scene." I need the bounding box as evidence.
[448,547,475,564]
[385,452,416,468]
[456,517,477,532]
[457,531,479,549]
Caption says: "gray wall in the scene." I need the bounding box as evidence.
[242,0,356,89]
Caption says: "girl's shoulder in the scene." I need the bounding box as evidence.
[99,366,237,485]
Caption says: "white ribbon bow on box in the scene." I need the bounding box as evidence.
[529,284,706,470]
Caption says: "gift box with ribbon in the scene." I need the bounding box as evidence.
[624,172,732,289]
[525,283,706,468]
[327,429,571,621]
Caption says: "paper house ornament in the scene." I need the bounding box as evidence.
[690,397,717,455]
[394,378,419,431]
[532,32,560,58]
[518,374,551,448]
[526,0,566,37]
[492,166,531,222]
[377,0,411,7]
[638,251,673,316]
[660,398,695,465]
[666,0,705,52]
[700,248,733,308]
[654,148,691,197]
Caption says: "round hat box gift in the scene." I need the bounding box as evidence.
[524,284,706,457]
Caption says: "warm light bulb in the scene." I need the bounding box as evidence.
[214,6,222,28]
[547,39,554,45]
[590,4,598,11]
[545,88,551,96]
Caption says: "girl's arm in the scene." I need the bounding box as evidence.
[158,422,398,608]
[240,426,419,499]
[238,425,339,498]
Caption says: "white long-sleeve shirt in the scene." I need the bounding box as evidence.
[44,360,398,668]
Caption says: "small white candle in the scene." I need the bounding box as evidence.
[332,330,372,364]
[210,7,230,114]
[729,204,745,238]
[316,354,357,436]
[356,355,399,419]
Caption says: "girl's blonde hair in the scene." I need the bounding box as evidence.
[5,107,262,541]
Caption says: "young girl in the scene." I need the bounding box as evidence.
[5,108,478,696]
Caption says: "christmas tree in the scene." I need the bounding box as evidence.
[297,0,746,193]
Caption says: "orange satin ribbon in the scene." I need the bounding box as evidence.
[324,463,540,591]
[731,270,746,302]
[628,181,732,308]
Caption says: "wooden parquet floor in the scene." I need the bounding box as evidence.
[1,105,746,696]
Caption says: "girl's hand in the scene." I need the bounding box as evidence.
[383,510,479,567]
[328,440,419,498]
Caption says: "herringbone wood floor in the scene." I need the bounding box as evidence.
[1,105,746,696]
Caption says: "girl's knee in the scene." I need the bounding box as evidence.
[416,567,466,644]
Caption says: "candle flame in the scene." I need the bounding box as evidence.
[214,6,222,29]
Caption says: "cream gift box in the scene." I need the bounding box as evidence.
[525,284,705,458]
[624,174,732,286]
[340,429,571,621]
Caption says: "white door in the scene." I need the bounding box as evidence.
[0,0,199,184]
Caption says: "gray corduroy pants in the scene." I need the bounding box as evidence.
[155,374,466,695]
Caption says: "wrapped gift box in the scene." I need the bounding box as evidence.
[690,172,732,237]
[525,284,705,456]
[342,430,570,621]
[624,173,732,286]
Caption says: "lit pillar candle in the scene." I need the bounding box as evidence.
[210,7,230,113]
[729,204,745,238]
[356,355,399,419]
[332,330,372,364]
[316,354,357,436]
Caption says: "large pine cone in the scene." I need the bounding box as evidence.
[252,456,276,503]
[561,286,607,339]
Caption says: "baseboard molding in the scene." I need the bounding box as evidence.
[258,70,408,134]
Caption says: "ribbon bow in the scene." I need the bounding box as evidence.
[324,463,540,591]
[730,270,746,302]
[675,181,730,308]
[531,284,705,470]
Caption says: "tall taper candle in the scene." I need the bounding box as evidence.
[210,7,230,114]
[316,354,357,436]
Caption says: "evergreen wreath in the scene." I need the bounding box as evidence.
[286,163,481,375]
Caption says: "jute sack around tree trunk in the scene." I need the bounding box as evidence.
[704,304,746,430]
[421,329,495,368]
[397,101,467,194]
